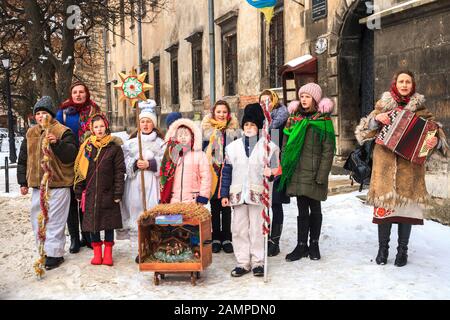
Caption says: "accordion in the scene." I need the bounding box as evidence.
[375,108,438,165]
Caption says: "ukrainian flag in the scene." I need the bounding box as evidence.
[246,0,277,25]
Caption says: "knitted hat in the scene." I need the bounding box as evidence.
[298,83,322,106]
[166,112,182,128]
[241,103,265,130]
[138,99,157,126]
[33,96,56,117]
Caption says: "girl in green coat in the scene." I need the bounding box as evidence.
[280,83,335,262]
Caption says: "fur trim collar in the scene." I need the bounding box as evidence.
[110,135,124,146]
[201,113,240,140]
[165,118,203,151]
[378,92,425,113]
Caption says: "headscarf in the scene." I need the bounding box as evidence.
[74,114,112,187]
[389,75,416,107]
[60,81,101,141]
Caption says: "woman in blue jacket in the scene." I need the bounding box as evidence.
[56,81,100,253]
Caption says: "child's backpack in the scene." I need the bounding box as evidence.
[343,140,375,192]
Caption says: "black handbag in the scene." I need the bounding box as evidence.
[343,140,375,192]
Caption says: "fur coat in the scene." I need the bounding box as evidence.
[355,92,448,224]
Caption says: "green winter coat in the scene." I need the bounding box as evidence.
[284,126,335,201]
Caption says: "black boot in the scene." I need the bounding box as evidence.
[395,223,412,267]
[69,236,81,254]
[309,240,321,260]
[268,224,283,257]
[45,256,64,270]
[309,203,322,260]
[376,223,392,265]
[67,195,81,254]
[286,216,309,262]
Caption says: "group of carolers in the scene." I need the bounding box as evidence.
[18,69,447,278]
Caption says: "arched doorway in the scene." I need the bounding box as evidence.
[337,0,374,155]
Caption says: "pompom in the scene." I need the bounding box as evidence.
[139,99,157,112]
[318,97,334,114]
[288,100,301,114]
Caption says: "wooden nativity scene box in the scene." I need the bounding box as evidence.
[137,203,212,286]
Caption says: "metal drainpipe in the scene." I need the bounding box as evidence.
[102,25,111,125]
[208,0,216,107]
[137,0,143,74]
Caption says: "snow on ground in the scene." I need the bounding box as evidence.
[1,190,449,300]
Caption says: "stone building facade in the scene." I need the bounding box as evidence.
[105,0,449,161]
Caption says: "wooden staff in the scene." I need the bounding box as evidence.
[135,105,147,212]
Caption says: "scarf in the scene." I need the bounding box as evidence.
[74,134,112,187]
[60,82,100,141]
[205,117,229,195]
[159,139,192,204]
[279,112,336,191]
[389,79,416,107]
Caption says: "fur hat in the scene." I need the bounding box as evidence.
[138,99,157,126]
[241,103,265,130]
[298,83,322,105]
[33,96,56,117]
[165,118,203,151]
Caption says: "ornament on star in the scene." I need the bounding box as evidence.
[114,69,153,107]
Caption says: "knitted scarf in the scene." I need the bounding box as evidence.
[205,117,228,195]
[74,134,112,187]
[279,112,336,191]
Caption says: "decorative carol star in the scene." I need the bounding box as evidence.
[114,69,153,107]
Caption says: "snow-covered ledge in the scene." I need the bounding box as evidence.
[359,0,438,25]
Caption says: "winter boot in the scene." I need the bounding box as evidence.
[67,199,81,254]
[395,223,412,267]
[103,241,114,266]
[91,242,103,265]
[376,223,392,265]
[222,240,234,254]
[309,240,321,260]
[286,216,309,262]
[212,240,222,253]
[309,209,322,260]
[45,256,64,270]
[268,224,283,257]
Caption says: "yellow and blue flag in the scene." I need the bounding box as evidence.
[246,0,277,25]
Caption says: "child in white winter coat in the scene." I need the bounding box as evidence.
[220,103,280,278]
[122,100,165,263]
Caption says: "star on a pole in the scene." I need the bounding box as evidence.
[114,68,153,108]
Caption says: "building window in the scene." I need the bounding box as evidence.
[166,44,179,105]
[140,60,149,84]
[186,31,203,100]
[150,56,160,106]
[216,11,239,96]
[261,2,284,88]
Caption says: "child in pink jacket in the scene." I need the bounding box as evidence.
[160,118,211,204]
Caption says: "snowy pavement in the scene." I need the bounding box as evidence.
[1,191,449,300]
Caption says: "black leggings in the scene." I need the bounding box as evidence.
[297,196,322,241]
[210,198,232,242]
[271,203,284,225]
[91,230,115,243]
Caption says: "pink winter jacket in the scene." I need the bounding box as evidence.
[164,118,212,204]
[170,150,211,204]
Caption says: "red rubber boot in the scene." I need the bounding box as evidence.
[102,241,114,266]
[91,241,103,265]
